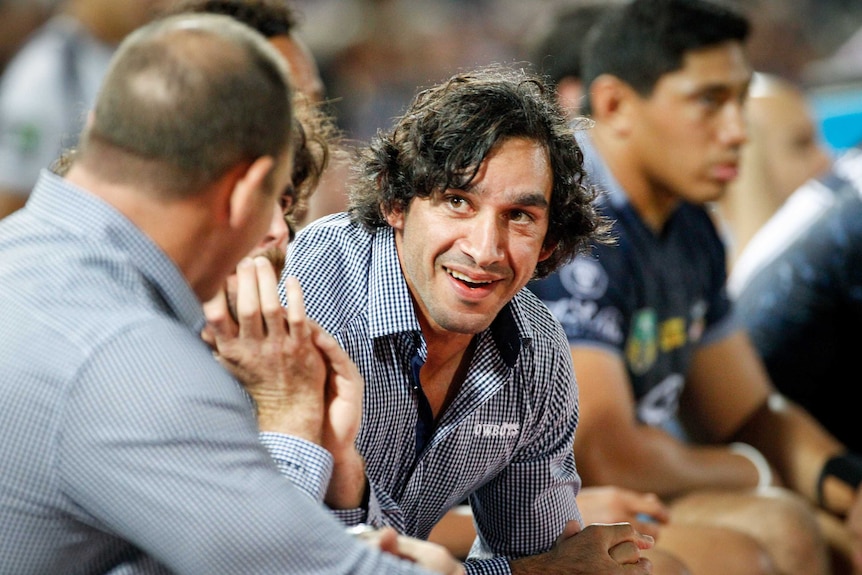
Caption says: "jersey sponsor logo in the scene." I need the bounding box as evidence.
[626,308,657,375]
[637,373,684,426]
[545,298,624,345]
[560,257,608,300]
[473,422,520,438]
[659,317,686,352]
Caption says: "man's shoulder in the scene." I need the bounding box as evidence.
[288,213,375,279]
[511,288,570,347]
[284,214,380,329]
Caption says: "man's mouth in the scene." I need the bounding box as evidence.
[446,267,494,289]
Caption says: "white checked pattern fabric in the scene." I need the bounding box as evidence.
[278,213,583,575]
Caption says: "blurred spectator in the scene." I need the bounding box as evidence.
[283,0,862,147]
[740,0,862,83]
[729,140,862,456]
[293,0,526,143]
[528,0,862,572]
[730,28,862,458]
[0,0,172,220]
[523,1,624,120]
[0,0,57,74]
[714,72,832,268]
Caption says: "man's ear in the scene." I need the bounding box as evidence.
[383,202,405,230]
[225,156,275,228]
[588,74,636,134]
[538,240,557,263]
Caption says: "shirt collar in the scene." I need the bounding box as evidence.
[28,169,207,332]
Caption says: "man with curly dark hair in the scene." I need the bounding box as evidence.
[262,63,658,574]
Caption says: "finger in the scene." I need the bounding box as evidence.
[626,557,653,574]
[235,257,264,339]
[631,517,661,540]
[201,324,216,349]
[632,493,670,524]
[202,284,237,339]
[362,526,400,555]
[283,276,311,339]
[591,522,655,550]
[608,540,641,565]
[253,256,286,336]
[313,326,364,392]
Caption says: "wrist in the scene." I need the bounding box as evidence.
[730,442,772,489]
[324,450,367,509]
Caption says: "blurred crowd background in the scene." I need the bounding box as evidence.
[290,0,862,145]
[3,0,862,150]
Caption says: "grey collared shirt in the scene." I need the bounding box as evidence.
[0,171,435,575]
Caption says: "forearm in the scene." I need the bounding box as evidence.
[583,425,771,498]
[325,448,368,509]
[733,395,845,504]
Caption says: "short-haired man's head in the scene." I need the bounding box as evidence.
[581,0,750,114]
[348,63,609,279]
[528,3,615,86]
[80,13,294,197]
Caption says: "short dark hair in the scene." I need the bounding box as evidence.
[582,0,750,113]
[528,3,615,86]
[348,63,610,279]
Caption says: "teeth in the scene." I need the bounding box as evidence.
[447,269,492,284]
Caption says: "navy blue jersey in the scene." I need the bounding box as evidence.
[730,145,862,453]
[529,134,736,429]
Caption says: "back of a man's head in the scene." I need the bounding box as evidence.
[528,3,616,87]
[78,12,294,197]
[581,0,750,112]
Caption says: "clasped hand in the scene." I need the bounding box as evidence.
[202,256,362,461]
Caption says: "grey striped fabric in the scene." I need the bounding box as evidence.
[0,170,435,575]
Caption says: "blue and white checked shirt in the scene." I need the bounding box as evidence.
[0,171,436,575]
[280,213,583,575]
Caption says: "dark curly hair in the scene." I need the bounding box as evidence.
[348,63,611,279]
[286,93,340,235]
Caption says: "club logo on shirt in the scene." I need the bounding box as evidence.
[473,423,520,438]
[560,257,608,300]
[659,317,686,352]
[626,308,657,375]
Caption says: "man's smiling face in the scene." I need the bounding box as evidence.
[386,137,554,336]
